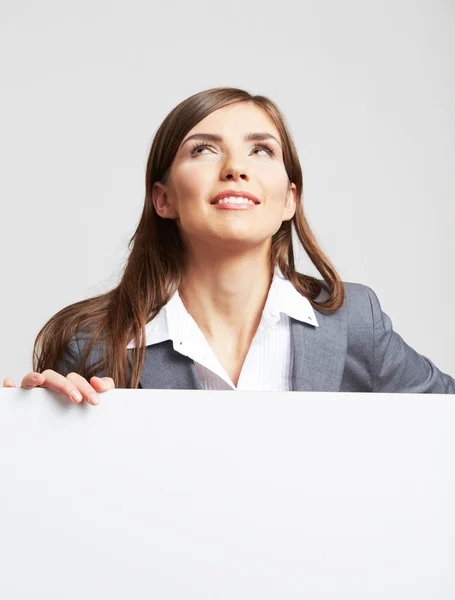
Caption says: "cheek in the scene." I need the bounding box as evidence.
[257,161,288,186]
[174,165,210,197]
[263,175,289,201]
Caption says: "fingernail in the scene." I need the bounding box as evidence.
[89,393,99,405]
[70,390,82,403]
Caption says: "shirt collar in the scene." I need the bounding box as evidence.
[127,266,318,349]
[259,266,319,330]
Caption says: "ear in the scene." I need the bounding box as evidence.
[281,182,297,222]
[152,181,179,219]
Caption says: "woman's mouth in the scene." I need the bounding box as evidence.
[211,197,258,210]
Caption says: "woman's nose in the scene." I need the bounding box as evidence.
[224,170,248,181]
[220,161,249,181]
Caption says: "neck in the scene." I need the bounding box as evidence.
[179,247,274,354]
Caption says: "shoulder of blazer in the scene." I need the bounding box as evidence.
[314,277,372,316]
[312,279,376,352]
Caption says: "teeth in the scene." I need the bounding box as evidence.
[215,196,256,205]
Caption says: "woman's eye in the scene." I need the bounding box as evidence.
[254,144,275,156]
[190,143,275,157]
[191,143,212,155]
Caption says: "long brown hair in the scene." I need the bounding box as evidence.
[33,87,345,388]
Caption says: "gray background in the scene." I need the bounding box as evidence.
[1,0,454,383]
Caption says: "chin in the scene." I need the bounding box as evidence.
[180,223,275,249]
[211,234,271,251]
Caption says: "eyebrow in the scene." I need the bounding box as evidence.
[180,132,282,149]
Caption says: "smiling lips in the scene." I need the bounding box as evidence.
[210,189,261,205]
[213,200,257,210]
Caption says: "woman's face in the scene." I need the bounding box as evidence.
[152,101,297,255]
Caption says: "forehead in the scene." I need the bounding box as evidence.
[186,101,279,137]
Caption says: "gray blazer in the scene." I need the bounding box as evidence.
[57,281,455,393]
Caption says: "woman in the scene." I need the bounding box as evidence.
[3,87,455,403]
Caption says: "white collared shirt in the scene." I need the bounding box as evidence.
[127,267,319,390]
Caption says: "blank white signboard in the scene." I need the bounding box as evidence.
[0,389,453,599]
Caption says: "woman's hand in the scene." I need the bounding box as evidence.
[2,370,115,405]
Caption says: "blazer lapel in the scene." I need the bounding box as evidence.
[139,340,203,390]
[291,284,348,391]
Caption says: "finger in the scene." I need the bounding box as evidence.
[66,372,102,406]
[20,372,46,389]
[34,369,86,404]
[3,378,17,387]
[90,376,116,391]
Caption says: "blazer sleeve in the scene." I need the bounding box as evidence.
[366,286,455,394]
[55,332,108,379]
[56,335,82,376]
